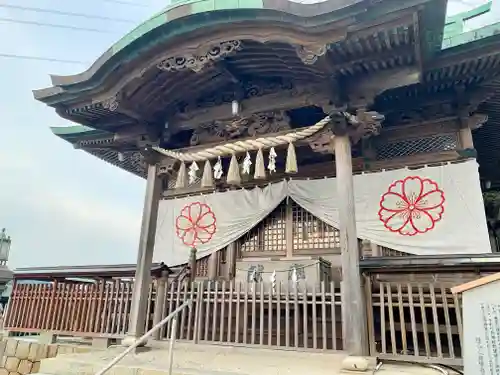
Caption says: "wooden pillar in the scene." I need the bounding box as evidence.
[226,242,237,279]
[152,271,169,340]
[333,134,368,356]
[189,248,197,282]
[123,163,162,346]
[285,199,294,258]
[207,252,218,280]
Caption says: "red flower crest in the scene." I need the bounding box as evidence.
[175,202,217,247]
[378,176,445,236]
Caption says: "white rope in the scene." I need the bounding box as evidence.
[153,115,332,162]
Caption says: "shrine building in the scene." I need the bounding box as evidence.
[9,0,500,368]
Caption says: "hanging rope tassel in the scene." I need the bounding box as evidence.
[285,142,298,174]
[175,161,187,189]
[201,160,214,188]
[227,154,241,185]
[254,148,266,180]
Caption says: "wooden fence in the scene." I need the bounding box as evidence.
[365,278,463,366]
[4,277,465,366]
[4,280,343,350]
[158,281,343,350]
[4,280,139,338]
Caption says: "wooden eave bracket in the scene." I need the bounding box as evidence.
[347,67,421,108]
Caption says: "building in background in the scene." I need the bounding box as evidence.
[0,229,13,304]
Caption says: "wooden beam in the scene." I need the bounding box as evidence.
[412,11,423,74]
[162,149,463,199]
[170,84,330,131]
[350,67,420,99]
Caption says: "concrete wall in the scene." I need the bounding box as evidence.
[0,338,92,375]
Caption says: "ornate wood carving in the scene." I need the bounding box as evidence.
[307,130,334,154]
[172,83,329,131]
[102,95,119,111]
[307,110,384,153]
[157,156,177,176]
[156,40,242,73]
[190,110,291,146]
[295,44,328,65]
[347,109,385,144]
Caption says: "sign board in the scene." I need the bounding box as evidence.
[452,274,500,375]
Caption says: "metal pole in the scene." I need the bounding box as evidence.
[95,299,191,375]
[168,318,177,375]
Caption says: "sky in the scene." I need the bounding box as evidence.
[0,0,494,270]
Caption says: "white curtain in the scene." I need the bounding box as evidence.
[289,160,490,256]
[154,160,491,265]
[153,181,287,265]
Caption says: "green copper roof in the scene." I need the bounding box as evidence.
[51,125,95,135]
[33,0,447,103]
[112,0,266,54]
[51,125,113,142]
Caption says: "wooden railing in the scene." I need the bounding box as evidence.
[4,280,142,338]
[158,281,343,350]
[365,279,463,366]
[4,275,468,367]
[4,280,343,351]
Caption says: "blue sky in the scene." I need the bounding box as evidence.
[0,0,492,269]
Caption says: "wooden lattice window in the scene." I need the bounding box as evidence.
[292,201,340,252]
[376,133,458,160]
[196,256,209,277]
[239,201,287,255]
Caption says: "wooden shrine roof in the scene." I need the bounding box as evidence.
[49,27,500,181]
[34,0,444,126]
[360,253,500,273]
[33,0,444,104]
[13,262,171,281]
[35,0,500,184]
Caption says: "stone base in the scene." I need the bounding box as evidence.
[339,356,376,374]
[120,335,148,348]
[119,336,150,354]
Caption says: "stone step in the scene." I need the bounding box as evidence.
[39,343,348,375]
[36,342,457,375]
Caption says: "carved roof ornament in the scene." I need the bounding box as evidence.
[102,95,119,111]
[295,44,328,65]
[307,110,384,153]
[157,40,242,73]
[190,111,291,146]
[129,152,147,175]
[345,109,385,144]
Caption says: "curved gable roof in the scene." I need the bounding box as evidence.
[33,0,447,105]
